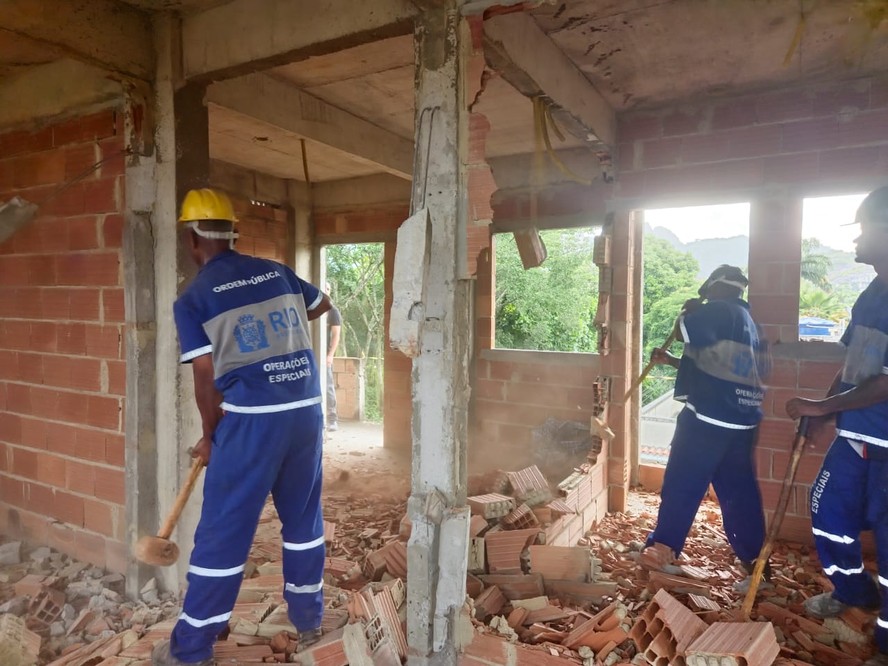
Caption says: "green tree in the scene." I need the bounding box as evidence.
[326,243,385,421]
[643,237,700,308]
[495,229,599,352]
[641,238,700,404]
[799,282,848,321]
[801,238,833,291]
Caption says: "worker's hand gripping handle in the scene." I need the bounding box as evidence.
[797,415,810,438]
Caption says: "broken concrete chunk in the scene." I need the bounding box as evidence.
[0,542,22,566]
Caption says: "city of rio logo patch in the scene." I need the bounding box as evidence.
[234,314,270,353]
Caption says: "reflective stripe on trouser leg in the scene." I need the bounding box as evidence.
[648,409,729,556]
[171,408,320,662]
[710,427,764,563]
[810,437,879,608]
[865,455,888,653]
[272,406,325,631]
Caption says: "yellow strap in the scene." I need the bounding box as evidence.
[533,96,595,187]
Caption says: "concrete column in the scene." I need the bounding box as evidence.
[406,3,473,664]
[605,210,641,513]
[150,14,210,593]
[123,93,159,599]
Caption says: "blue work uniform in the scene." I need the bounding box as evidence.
[169,250,326,663]
[809,278,888,652]
[647,298,769,563]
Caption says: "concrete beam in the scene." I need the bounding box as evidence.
[207,74,414,181]
[0,0,153,81]
[0,60,122,130]
[483,12,615,154]
[312,174,412,211]
[182,0,416,81]
[209,160,291,207]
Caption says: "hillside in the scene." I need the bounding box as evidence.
[646,224,873,291]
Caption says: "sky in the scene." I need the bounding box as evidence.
[646,194,868,252]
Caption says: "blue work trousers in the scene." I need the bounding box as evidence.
[170,405,325,662]
[810,437,888,652]
[647,408,766,563]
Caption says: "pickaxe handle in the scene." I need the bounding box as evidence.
[157,458,205,540]
[740,416,810,619]
[622,329,678,403]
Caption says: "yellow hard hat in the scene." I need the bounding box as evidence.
[178,188,238,224]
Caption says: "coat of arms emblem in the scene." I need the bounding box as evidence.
[234,314,270,352]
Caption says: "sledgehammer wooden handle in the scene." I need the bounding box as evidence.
[740,416,810,620]
[622,330,678,403]
[158,458,204,540]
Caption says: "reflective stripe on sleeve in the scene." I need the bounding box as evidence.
[181,345,213,362]
[307,293,323,311]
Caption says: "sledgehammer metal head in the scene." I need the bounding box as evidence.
[135,537,181,567]
[134,458,204,567]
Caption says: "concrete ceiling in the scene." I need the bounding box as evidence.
[0,31,60,81]
[532,0,888,110]
[4,0,888,187]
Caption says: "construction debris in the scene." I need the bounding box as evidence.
[2,457,880,665]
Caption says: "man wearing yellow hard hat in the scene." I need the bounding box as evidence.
[153,189,333,666]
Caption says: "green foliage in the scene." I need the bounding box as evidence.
[641,239,700,405]
[494,229,599,352]
[801,238,833,291]
[326,243,385,422]
[799,281,849,321]
[643,237,700,307]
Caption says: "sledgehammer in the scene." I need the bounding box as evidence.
[740,416,810,619]
[135,458,205,567]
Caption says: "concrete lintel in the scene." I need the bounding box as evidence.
[483,12,615,153]
[489,148,604,190]
[209,159,290,207]
[182,0,417,81]
[207,73,414,180]
[312,174,412,211]
[0,59,123,131]
[0,0,153,81]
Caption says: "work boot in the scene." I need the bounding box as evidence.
[734,559,774,593]
[151,640,213,666]
[297,627,323,651]
[804,592,848,619]
[639,542,677,572]
[865,654,888,666]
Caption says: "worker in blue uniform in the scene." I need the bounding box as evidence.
[786,186,888,666]
[639,265,771,589]
[153,189,333,666]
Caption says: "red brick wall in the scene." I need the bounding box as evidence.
[0,109,127,571]
[231,199,289,264]
[473,350,603,464]
[486,76,888,539]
